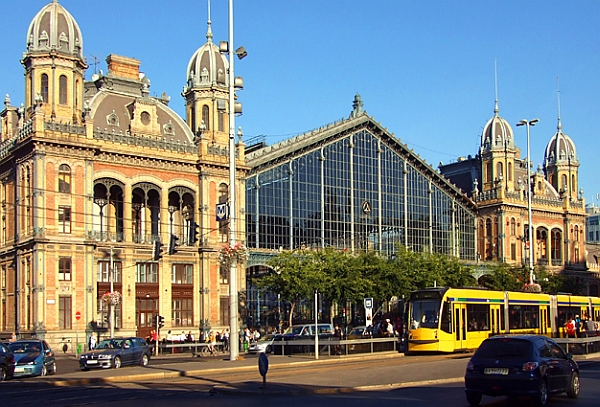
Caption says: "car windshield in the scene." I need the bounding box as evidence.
[96,339,123,349]
[8,341,41,354]
[475,338,532,359]
[258,335,273,342]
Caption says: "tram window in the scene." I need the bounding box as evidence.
[557,306,580,327]
[440,301,451,333]
[410,299,440,329]
[509,305,539,329]
[467,304,490,331]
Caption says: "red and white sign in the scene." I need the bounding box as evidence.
[75,311,81,321]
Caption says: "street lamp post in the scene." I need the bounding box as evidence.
[224,0,246,361]
[516,118,539,285]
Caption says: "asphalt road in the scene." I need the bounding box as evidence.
[2,355,600,407]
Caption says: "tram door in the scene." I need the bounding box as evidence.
[539,307,548,335]
[453,303,467,351]
[490,305,502,334]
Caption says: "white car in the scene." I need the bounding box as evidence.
[247,334,277,354]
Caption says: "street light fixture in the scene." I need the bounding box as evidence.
[516,118,539,285]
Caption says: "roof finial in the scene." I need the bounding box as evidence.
[494,59,499,116]
[557,76,562,132]
[206,0,213,42]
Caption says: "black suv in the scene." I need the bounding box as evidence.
[465,335,579,406]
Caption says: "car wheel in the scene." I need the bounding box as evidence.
[0,366,6,382]
[41,365,48,376]
[113,356,122,369]
[50,363,57,375]
[533,380,548,407]
[265,345,272,354]
[80,366,89,371]
[465,391,482,406]
[567,372,580,398]
[140,354,149,367]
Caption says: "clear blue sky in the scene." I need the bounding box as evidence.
[2,1,599,204]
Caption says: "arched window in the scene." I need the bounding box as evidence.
[561,174,567,192]
[202,105,210,131]
[551,229,562,263]
[510,218,516,236]
[41,74,49,103]
[486,162,492,182]
[571,174,576,193]
[496,162,503,180]
[58,164,71,193]
[218,111,224,132]
[59,75,68,105]
[507,162,512,181]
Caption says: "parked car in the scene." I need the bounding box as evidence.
[464,335,580,406]
[7,339,56,377]
[0,342,15,381]
[248,334,278,354]
[79,337,151,370]
[281,323,334,340]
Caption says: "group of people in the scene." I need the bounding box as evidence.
[565,314,599,338]
[242,327,261,348]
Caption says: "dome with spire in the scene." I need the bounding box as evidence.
[184,12,229,92]
[25,0,83,60]
[480,100,515,154]
[544,119,578,168]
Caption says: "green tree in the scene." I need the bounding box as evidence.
[255,250,326,327]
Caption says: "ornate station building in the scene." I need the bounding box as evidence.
[0,1,248,347]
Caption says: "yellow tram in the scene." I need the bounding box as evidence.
[407,287,600,353]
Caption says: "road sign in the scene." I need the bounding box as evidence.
[216,203,229,221]
[75,311,81,321]
[364,298,373,309]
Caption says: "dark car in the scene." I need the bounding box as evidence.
[464,335,580,406]
[8,340,56,377]
[0,342,15,381]
[79,337,151,370]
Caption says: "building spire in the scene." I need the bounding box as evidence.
[206,0,213,42]
[494,59,499,116]
[557,77,562,132]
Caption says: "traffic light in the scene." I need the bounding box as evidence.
[157,315,165,330]
[152,240,164,261]
[188,221,199,245]
[168,234,179,255]
[152,313,158,328]
[104,314,109,324]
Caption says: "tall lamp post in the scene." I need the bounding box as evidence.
[222,0,247,361]
[516,118,539,285]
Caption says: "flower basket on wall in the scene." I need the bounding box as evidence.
[101,291,122,305]
[218,243,249,266]
[521,283,542,293]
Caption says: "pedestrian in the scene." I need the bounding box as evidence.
[207,331,216,355]
[88,332,97,350]
[386,319,394,336]
[222,329,229,351]
[9,332,17,342]
[574,315,582,338]
[584,315,596,337]
[186,331,194,343]
[565,317,576,338]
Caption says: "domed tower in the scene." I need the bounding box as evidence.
[543,115,579,200]
[21,0,87,124]
[479,99,519,193]
[182,3,231,147]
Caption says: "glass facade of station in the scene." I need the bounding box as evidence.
[245,129,477,260]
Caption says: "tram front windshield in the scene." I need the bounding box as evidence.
[410,299,441,329]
